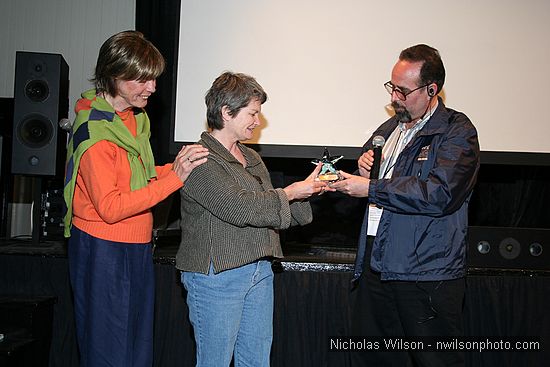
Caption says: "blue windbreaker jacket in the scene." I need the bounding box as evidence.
[353,98,480,282]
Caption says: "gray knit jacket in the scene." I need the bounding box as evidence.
[175,132,313,274]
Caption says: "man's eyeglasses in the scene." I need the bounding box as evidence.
[384,81,428,101]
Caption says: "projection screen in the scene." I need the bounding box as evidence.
[172,0,550,163]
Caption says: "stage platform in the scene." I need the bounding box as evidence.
[0,236,357,269]
[0,238,549,367]
[1,235,547,276]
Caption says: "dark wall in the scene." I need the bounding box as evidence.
[470,164,550,228]
[136,0,181,164]
[268,159,550,249]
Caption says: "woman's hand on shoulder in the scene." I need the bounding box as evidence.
[172,144,209,183]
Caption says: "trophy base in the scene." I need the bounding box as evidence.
[318,173,341,182]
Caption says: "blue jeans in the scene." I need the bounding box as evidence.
[181,260,274,367]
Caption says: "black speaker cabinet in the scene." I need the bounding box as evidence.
[0,98,14,238]
[11,51,69,177]
[468,226,550,271]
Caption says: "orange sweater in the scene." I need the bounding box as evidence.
[72,109,182,243]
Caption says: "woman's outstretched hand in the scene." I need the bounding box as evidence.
[283,163,335,201]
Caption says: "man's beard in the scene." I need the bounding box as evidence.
[391,101,411,123]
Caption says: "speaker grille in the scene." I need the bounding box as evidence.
[16,114,54,149]
[25,80,50,103]
[468,226,550,271]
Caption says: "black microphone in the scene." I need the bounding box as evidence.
[370,135,385,179]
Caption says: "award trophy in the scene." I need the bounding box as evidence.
[311,148,343,182]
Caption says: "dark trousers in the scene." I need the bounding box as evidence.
[351,237,465,367]
[68,226,155,367]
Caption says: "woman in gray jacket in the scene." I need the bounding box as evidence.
[176,71,328,367]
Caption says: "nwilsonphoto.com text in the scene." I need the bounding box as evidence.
[328,337,542,353]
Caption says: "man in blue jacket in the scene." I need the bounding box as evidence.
[332,44,480,367]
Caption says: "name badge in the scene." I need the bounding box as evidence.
[367,204,383,236]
